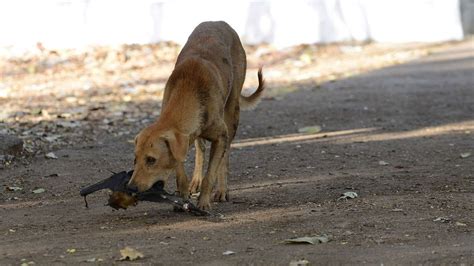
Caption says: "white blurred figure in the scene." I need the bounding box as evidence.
[0,0,465,53]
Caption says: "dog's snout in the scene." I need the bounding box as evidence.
[127,183,139,193]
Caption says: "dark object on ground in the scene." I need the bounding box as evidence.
[0,134,24,155]
[80,170,209,216]
[107,191,138,210]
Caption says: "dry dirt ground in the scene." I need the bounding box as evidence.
[1,41,473,265]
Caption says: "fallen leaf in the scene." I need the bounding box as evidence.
[298,125,322,134]
[284,234,330,245]
[378,160,389,166]
[290,259,310,266]
[338,191,358,200]
[222,250,235,256]
[32,188,46,194]
[460,152,471,158]
[45,152,58,159]
[7,186,23,191]
[119,247,144,261]
[66,248,76,254]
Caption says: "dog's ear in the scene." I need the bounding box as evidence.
[164,131,189,162]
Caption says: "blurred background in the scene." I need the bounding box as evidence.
[0,0,473,157]
[0,0,472,53]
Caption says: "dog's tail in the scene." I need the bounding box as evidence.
[240,68,265,110]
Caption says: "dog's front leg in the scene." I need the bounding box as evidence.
[189,138,205,194]
[198,131,228,210]
[176,162,189,199]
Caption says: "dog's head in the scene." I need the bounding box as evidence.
[128,125,189,192]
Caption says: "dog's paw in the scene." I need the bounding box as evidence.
[213,190,229,202]
[177,189,189,200]
[189,179,201,194]
[197,196,211,210]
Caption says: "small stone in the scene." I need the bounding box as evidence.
[290,259,310,266]
[433,217,451,223]
[7,186,23,191]
[45,152,58,159]
[338,191,358,200]
[66,248,76,254]
[222,250,235,256]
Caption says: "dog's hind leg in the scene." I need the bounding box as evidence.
[189,138,205,194]
[213,53,245,202]
[214,150,230,201]
[214,98,241,202]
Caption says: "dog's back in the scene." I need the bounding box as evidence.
[175,21,246,102]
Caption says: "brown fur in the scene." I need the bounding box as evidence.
[128,21,265,210]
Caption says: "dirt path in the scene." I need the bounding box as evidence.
[1,42,473,265]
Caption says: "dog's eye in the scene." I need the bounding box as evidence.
[146,156,156,165]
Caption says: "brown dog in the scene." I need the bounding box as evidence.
[127,21,265,210]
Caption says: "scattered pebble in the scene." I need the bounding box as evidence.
[66,248,76,254]
[290,259,310,266]
[45,152,58,159]
[338,191,358,200]
[433,217,451,223]
[6,186,23,191]
[85,258,103,263]
[222,250,235,256]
